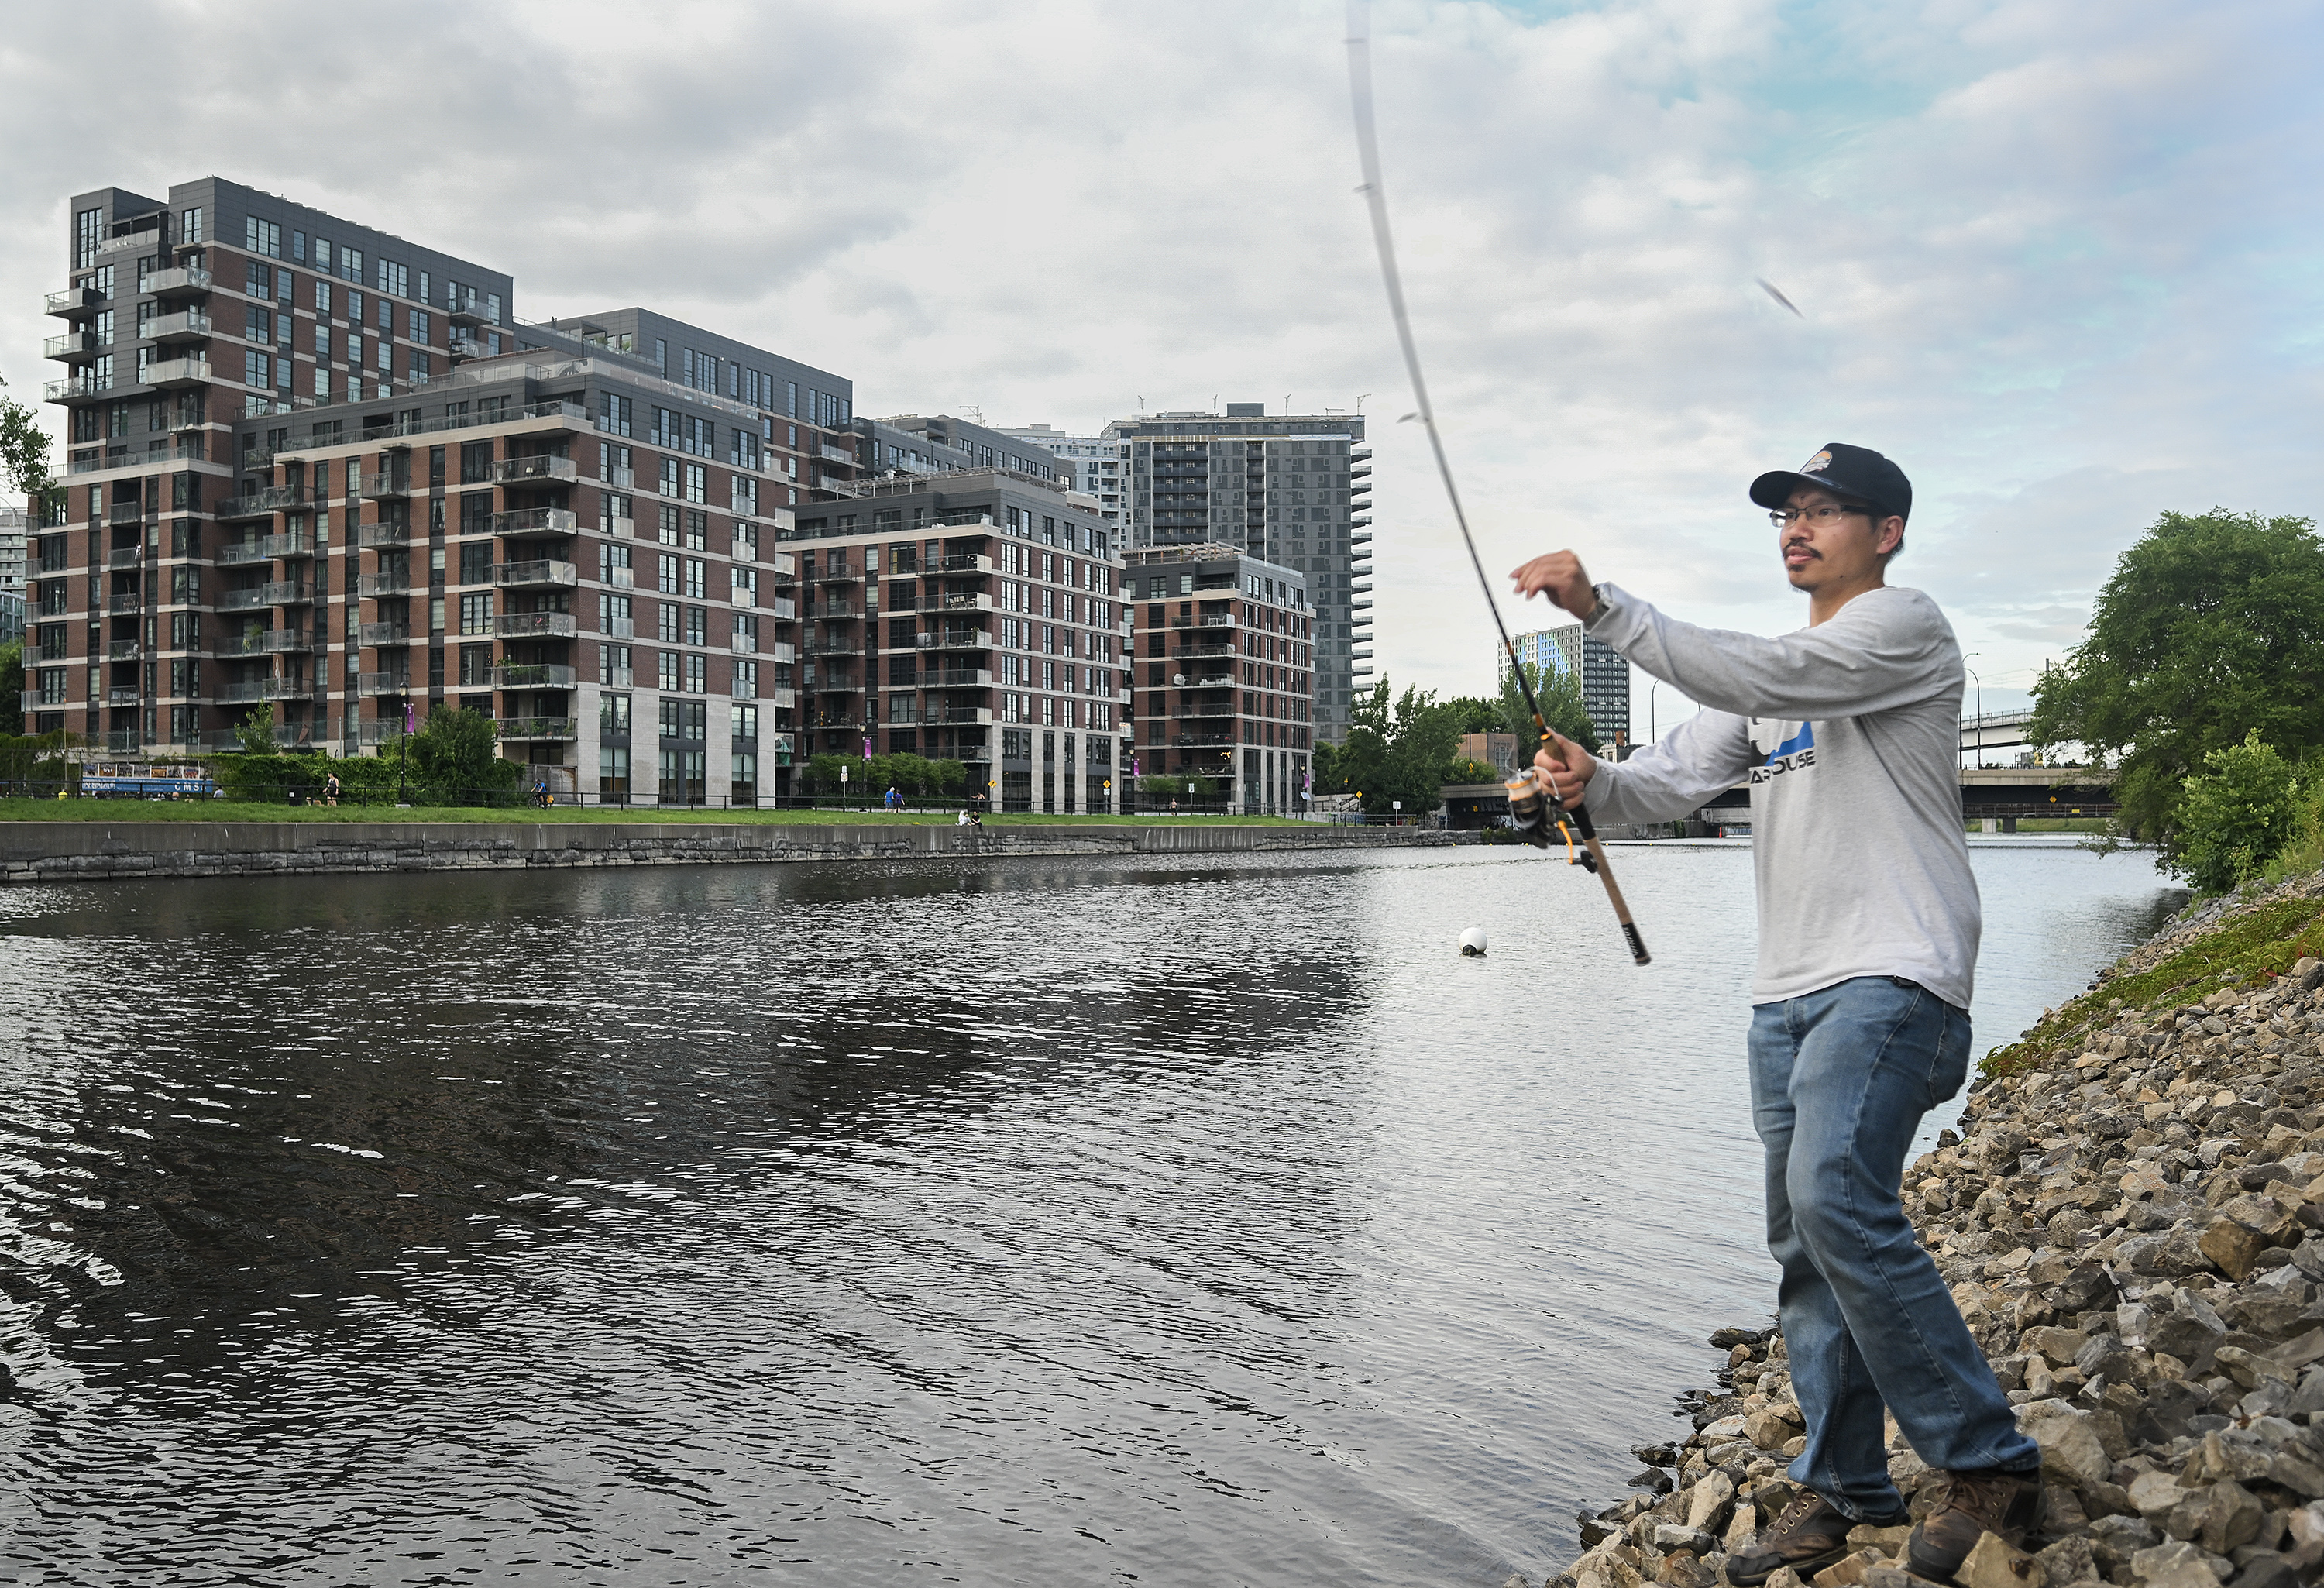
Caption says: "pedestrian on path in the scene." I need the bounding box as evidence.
[1510,444,2040,1586]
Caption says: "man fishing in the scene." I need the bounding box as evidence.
[1509,444,2043,1586]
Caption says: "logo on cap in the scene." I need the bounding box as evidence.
[1800,449,1832,476]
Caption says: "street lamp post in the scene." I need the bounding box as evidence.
[1960,652,1982,771]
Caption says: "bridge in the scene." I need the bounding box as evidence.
[1961,709,2038,755]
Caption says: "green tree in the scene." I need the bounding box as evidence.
[1445,696,1501,735]
[2031,510,2324,847]
[0,377,60,512]
[0,640,22,737]
[1314,678,1463,816]
[407,707,522,806]
[2173,732,2306,892]
[1498,658,1600,754]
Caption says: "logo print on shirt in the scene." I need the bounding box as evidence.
[1749,720,1817,785]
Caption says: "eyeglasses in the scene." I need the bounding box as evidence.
[1769,503,1871,528]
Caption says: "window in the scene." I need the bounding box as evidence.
[658,505,680,546]
[732,522,758,562]
[459,644,493,686]
[600,648,633,688]
[602,593,632,635]
[244,351,272,388]
[685,606,707,647]
[599,744,630,799]
[732,702,758,737]
[459,592,494,634]
[600,394,633,437]
[600,442,634,486]
[459,541,493,585]
[658,651,680,692]
[344,248,363,284]
[376,260,409,298]
[683,416,714,459]
[601,491,633,535]
[658,602,680,644]
[245,217,281,258]
[733,612,759,651]
[731,474,758,517]
[245,260,273,298]
[685,654,706,695]
[462,442,493,484]
[658,553,680,596]
[180,206,205,246]
[601,690,632,730]
[407,308,429,343]
[599,542,633,586]
[315,279,332,315]
[731,566,756,607]
[246,305,273,343]
[659,457,680,498]
[684,463,706,504]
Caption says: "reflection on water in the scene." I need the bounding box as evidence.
[0,844,2180,1586]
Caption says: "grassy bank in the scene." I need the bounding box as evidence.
[0,799,1312,829]
[1980,864,2324,1078]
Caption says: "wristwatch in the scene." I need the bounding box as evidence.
[1583,583,1610,627]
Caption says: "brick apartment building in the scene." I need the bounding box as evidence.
[785,473,1130,813]
[1121,542,1313,814]
[31,177,871,800]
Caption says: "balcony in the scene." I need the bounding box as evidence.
[107,593,144,614]
[928,668,992,688]
[488,455,577,487]
[44,330,100,361]
[763,641,798,665]
[920,629,992,651]
[810,601,857,621]
[1171,613,1238,630]
[921,593,992,614]
[812,676,858,694]
[493,664,578,689]
[495,612,579,638]
[357,523,411,550]
[357,471,411,501]
[210,628,311,658]
[219,485,307,519]
[490,560,579,589]
[448,301,490,328]
[107,686,143,707]
[105,545,144,568]
[358,571,413,598]
[98,225,161,258]
[218,583,313,611]
[601,513,635,540]
[146,265,212,300]
[765,688,798,710]
[492,507,578,538]
[810,563,862,584]
[357,673,416,697]
[147,309,212,345]
[805,638,858,658]
[498,717,579,741]
[923,706,992,727]
[107,641,143,662]
[218,538,273,567]
[147,357,211,390]
[938,554,993,574]
[262,532,314,561]
[602,617,636,640]
[819,443,854,466]
[46,285,104,317]
[1173,732,1236,748]
[45,374,110,403]
[218,677,308,703]
[764,596,796,620]
[447,333,484,361]
[357,624,411,647]
[603,567,634,589]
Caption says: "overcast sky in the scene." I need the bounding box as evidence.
[5,0,2317,733]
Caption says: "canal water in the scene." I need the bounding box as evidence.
[0,842,2180,1586]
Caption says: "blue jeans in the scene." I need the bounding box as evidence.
[1748,977,2038,1519]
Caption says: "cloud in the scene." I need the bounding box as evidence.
[2,0,2318,730]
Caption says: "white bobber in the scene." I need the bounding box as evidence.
[1458,927,1488,957]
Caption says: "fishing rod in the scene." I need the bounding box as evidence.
[1343,0,1650,968]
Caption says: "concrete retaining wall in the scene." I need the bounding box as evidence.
[0,820,1459,885]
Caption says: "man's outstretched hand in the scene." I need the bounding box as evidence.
[1509,551,1597,620]
[1532,729,1597,809]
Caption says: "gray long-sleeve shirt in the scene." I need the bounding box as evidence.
[1580,583,1978,1009]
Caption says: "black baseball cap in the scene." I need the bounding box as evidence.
[1749,442,1912,524]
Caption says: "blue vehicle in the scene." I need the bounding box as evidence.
[72,761,221,799]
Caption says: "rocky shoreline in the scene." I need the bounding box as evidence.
[1533,870,2324,1588]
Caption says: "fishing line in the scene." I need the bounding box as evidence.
[1343,0,1650,967]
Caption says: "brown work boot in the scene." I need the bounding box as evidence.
[1724,1491,1853,1587]
[1906,1467,2046,1583]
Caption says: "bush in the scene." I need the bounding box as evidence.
[2172,731,2305,892]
